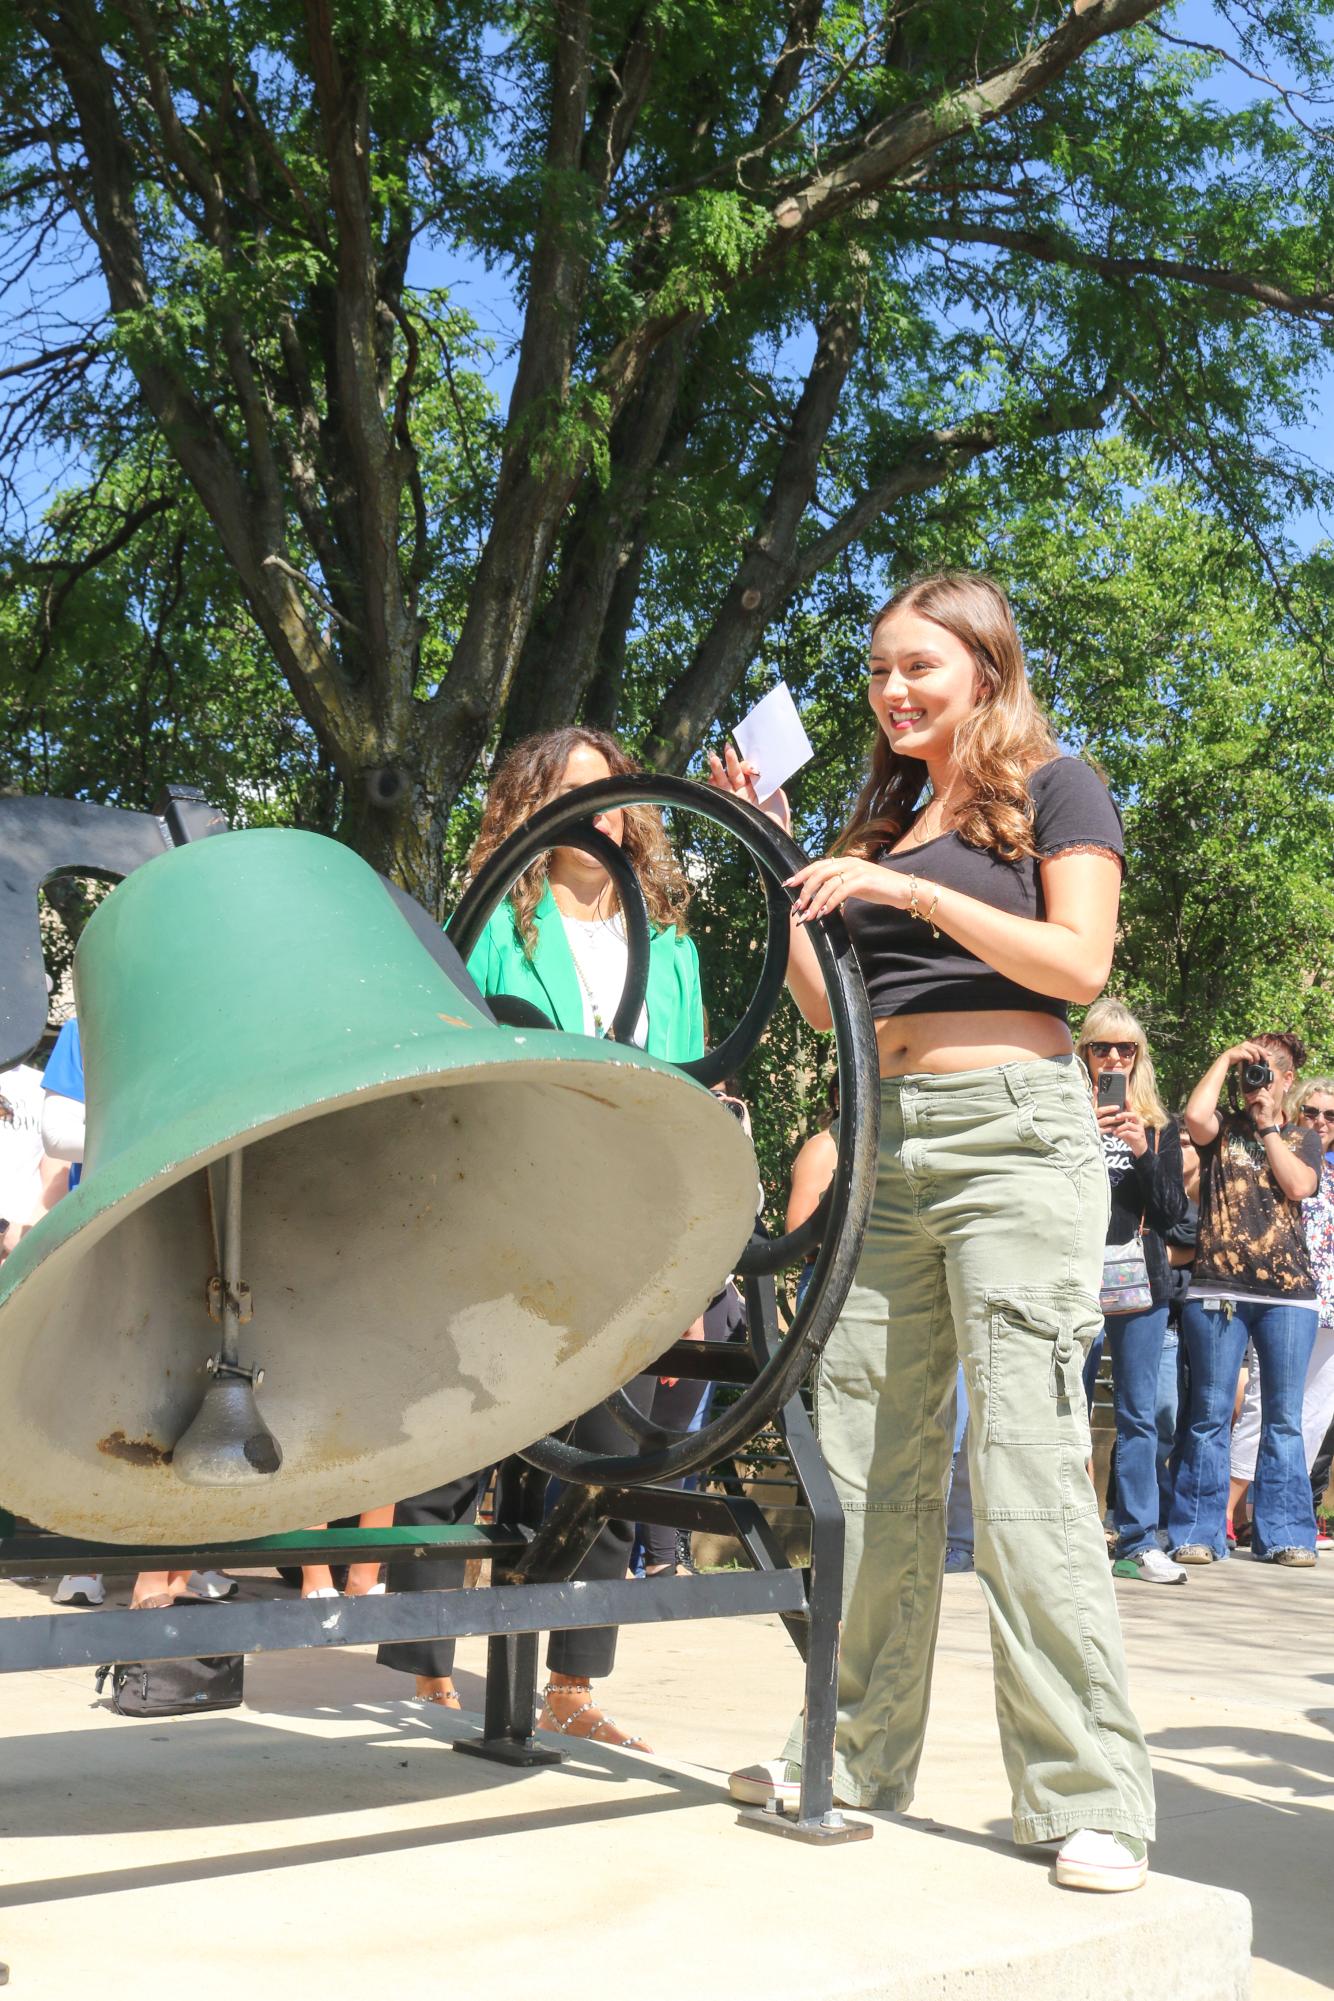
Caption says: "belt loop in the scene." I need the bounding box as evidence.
[1001,1061,1031,1109]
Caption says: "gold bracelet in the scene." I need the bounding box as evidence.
[925,884,942,939]
[907,876,922,922]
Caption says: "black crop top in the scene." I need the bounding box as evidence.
[842,756,1124,1021]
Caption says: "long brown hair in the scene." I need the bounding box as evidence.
[837,571,1062,860]
[468,727,692,954]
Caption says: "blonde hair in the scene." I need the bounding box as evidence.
[1290,1072,1334,1121]
[1076,998,1171,1131]
[837,571,1065,860]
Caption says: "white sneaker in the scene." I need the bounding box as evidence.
[1055,1829,1148,1892]
[302,1586,340,1599]
[1112,1547,1187,1585]
[53,1574,104,1607]
[186,1570,237,1599]
[728,1759,801,1810]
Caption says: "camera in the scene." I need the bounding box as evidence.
[1240,1059,1273,1092]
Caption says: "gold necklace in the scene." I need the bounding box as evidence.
[909,781,964,847]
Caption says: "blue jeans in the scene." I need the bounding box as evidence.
[1169,1299,1319,1558]
[1105,1303,1172,1556]
[1155,1327,1180,1527]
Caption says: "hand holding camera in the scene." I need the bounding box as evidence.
[1220,1041,1285,1131]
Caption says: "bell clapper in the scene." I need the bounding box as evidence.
[172,1149,284,1487]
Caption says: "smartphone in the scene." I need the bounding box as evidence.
[1097,1072,1127,1113]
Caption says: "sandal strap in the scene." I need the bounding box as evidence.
[538,1693,649,1750]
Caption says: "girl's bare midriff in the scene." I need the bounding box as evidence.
[875,1007,1074,1078]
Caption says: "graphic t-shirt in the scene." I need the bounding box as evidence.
[1193,1114,1323,1303]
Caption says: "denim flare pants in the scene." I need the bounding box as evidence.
[784,1057,1155,1844]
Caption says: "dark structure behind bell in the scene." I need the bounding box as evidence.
[0,827,758,1542]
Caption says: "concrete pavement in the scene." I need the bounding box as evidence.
[0,1554,1326,2000]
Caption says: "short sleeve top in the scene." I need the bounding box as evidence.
[841,756,1124,1020]
[1194,1116,1323,1302]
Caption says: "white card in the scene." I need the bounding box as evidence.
[732,681,815,803]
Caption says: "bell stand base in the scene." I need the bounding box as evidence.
[452,1736,562,1769]
[736,1804,874,1845]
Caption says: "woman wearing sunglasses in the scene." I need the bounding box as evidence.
[1227,1078,1334,1548]
[1075,1003,1189,1584]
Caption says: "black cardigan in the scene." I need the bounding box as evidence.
[1104,1120,1190,1308]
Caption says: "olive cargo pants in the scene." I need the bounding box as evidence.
[785,1057,1155,1843]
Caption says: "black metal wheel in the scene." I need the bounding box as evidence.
[446,774,879,1488]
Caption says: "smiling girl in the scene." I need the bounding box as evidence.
[711,571,1154,1893]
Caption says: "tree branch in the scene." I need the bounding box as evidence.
[645,298,862,768]
[927,219,1334,320]
[647,378,1115,772]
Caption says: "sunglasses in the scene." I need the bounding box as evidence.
[1301,1107,1334,1125]
[1089,1041,1138,1061]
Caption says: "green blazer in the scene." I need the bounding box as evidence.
[466,883,705,1065]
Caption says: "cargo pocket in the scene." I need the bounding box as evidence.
[984,1289,1103,1446]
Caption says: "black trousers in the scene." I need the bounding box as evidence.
[638,1374,709,1571]
[376,1472,487,1681]
[376,1376,656,1685]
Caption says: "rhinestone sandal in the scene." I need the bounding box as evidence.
[537,1681,651,1753]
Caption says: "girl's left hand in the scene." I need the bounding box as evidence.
[785,855,911,925]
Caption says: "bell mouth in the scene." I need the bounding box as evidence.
[0,1051,755,1541]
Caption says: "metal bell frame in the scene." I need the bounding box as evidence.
[0,776,880,1849]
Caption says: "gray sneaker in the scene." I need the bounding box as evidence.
[1112,1548,1187,1585]
[1169,1544,1215,1565]
[1268,1546,1317,1568]
[943,1543,975,1574]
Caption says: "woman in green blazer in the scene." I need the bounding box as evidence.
[466,736,704,1064]
[379,726,706,1751]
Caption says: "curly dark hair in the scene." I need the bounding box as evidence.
[468,727,692,954]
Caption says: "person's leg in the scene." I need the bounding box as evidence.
[1168,1304,1249,1559]
[1227,1342,1261,1538]
[640,1374,708,1573]
[345,1505,395,1597]
[541,1377,655,1748]
[376,1474,486,1699]
[1299,1325,1334,1472]
[1154,1323,1179,1529]
[130,1569,193,1609]
[1106,1304,1172,1557]
[775,1082,957,1811]
[1247,1303,1320,1558]
[941,1060,1154,1847]
[945,1366,975,1564]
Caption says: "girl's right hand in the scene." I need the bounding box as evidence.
[705,744,791,833]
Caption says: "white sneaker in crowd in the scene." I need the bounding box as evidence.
[53,1574,105,1607]
[186,1570,237,1599]
[943,1544,975,1574]
[728,1759,802,1810]
[1112,1547,1187,1585]
[1055,1828,1148,1892]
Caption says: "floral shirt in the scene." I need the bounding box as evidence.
[1302,1157,1334,1329]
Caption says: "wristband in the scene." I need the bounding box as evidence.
[1255,1125,1281,1138]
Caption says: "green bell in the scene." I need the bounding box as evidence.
[0,829,757,1542]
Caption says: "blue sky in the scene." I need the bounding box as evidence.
[7,1,1330,554]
